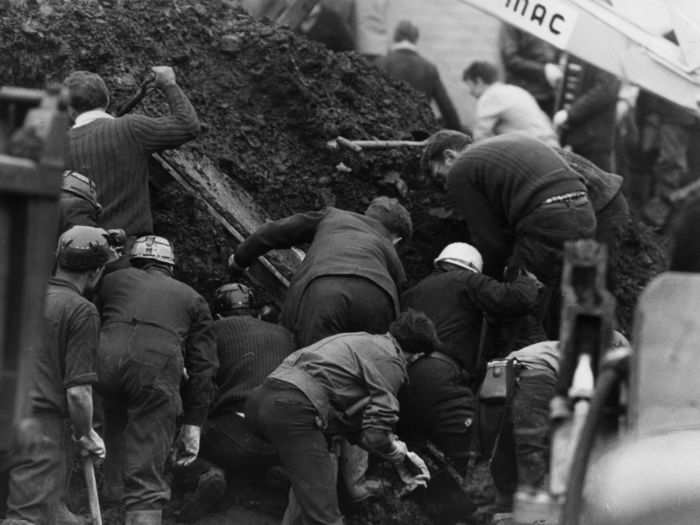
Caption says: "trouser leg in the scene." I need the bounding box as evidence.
[102,397,127,503]
[4,414,64,525]
[511,370,557,489]
[248,382,343,525]
[122,386,178,511]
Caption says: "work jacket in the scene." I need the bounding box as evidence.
[376,43,461,130]
[234,207,406,326]
[269,331,407,436]
[401,269,540,370]
[98,266,217,425]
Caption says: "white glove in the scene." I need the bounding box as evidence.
[384,438,408,463]
[553,109,569,129]
[395,451,430,493]
[174,424,201,467]
[544,63,563,87]
[78,428,106,460]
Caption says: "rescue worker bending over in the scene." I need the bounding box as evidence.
[229,197,412,347]
[2,226,112,525]
[245,310,438,525]
[96,236,217,525]
[422,130,597,337]
[401,242,542,374]
[176,283,296,522]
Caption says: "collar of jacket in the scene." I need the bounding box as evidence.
[48,276,82,295]
[391,41,418,53]
[73,109,115,129]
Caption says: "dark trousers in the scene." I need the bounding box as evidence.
[287,276,395,347]
[200,413,276,471]
[514,197,597,338]
[97,323,183,511]
[175,413,277,491]
[246,380,343,525]
[487,368,557,497]
[2,413,65,525]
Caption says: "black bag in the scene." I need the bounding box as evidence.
[478,358,522,403]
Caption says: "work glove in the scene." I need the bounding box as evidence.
[553,110,569,130]
[544,63,563,87]
[395,451,431,493]
[151,65,176,88]
[382,438,408,464]
[78,428,106,460]
[174,424,201,467]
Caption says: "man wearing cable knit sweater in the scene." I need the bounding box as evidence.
[64,66,200,238]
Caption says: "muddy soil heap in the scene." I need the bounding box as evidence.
[0,1,669,524]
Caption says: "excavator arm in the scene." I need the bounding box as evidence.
[459,0,700,114]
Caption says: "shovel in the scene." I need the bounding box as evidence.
[83,456,103,525]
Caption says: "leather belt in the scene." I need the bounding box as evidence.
[541,191,587,206]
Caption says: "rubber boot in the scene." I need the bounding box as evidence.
[124,510,162,525]
[338,440,381,503]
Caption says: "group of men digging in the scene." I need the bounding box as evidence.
[1,65,631,525]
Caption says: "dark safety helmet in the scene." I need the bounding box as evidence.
[56,225,118,271]
[61,170,100,208]
[214,283,254,314]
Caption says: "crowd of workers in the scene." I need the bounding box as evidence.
[1,6,699,525]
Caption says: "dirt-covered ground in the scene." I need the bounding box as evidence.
[0,1,669,524]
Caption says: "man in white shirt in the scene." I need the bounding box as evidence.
[463,61,558,147]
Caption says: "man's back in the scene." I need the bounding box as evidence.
[211,316,295,416]
[68,84,199,235]
[474,83,557,146]
[34,278,99,415]
[99,267,202,337]
[447,134,585,227]
[377,48,438,97]
[401,270,539,369]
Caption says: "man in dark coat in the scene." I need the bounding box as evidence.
[376,21,461,130]
[96,236,217,525]
[229,197,412,347]
[499,24,562,117]
[553,58,621,171]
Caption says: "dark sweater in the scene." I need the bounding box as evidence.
[401,269,540,370]
[398,352,475,457]
[234,207,406,326]
[67,84,200,235]
[446,134,586,266]
[210,316,295,417]
[376,47,462,131]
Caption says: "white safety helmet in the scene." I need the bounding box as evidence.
[130,235,175,266]
[434,242,483,273]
